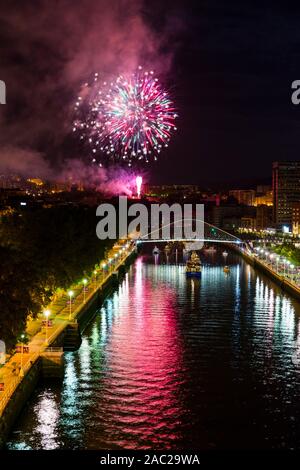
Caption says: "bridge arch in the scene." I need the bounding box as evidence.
[130,218,242,245]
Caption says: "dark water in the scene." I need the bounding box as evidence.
[7,252,300,450]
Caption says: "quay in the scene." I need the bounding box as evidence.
[0,239,136,447]
[233,244,300,302]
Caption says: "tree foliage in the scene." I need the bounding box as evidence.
[0,206,112,350]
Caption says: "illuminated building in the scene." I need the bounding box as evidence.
[272,161,300,230]
[254,185,273,206]
[228,189,255,206]
[292,202,300,235]
[27,178,44,186]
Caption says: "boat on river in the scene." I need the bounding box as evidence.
[186,251,202,278]
[152,246,160,255]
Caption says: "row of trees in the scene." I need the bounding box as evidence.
[273,242,300,266]
[0,205,112,351]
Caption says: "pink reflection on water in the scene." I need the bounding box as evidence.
[99,257,184,449]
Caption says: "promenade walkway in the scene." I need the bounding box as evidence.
[0,239,135,417]
[238,245,300,297]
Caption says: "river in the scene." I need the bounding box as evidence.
[7,250,300,450]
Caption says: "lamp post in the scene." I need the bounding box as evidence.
[108,258,112,273]
[68,290,74,320]
[283,260,287,277]
[44,309,51,346]
[276,256,280,273]
[19,333,25,377]
[296,268,300,286]
[101,263,107,280]
[82,278,88,303]
[286,261,291,278]
[114,253,118,270]
[93,270,98,287]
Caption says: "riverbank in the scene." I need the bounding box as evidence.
[6,254,300,451]
[232,244,300,302]
[0,239,137,447]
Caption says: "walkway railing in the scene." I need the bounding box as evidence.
[237,245,300,296]
[0,351,40,417]
[0,240,135,417]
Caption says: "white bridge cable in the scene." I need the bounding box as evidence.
[133,218,241,243]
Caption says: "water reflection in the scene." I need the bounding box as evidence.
[7,252,300,450]
[35,392,59,449]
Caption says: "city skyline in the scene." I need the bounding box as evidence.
[1,1,300,184]
[1,0,300,461]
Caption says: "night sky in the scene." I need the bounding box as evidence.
[0,0,300,186]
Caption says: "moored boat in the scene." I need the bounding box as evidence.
[152,246,160,255]
[186,251,202,278]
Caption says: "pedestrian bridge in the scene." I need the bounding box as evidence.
[132,219,242,245]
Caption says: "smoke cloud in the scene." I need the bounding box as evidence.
[0,146,51,178]
[0,0,178,179]
[58,159,146,196]
[0,143,146,196]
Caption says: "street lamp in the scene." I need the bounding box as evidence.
[283,260,287,276]
[93,270,98,286]
[286,261,291,277]
[82,278,88,303]
[19,333,25,377]
[276,255,280,272]
[296,268,300,285]
[68,290,74,320]
[101,263,107,279]
[44,309,51,346]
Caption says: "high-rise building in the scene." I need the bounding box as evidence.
[272,161,300,230]
[292,202,300,235]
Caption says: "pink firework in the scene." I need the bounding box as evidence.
[73,67,178,166]
[135,175,143,198]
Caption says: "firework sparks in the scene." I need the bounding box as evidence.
[73,67,178,166]
[135,175,143,198]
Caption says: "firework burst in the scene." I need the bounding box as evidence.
[73,67,178,166]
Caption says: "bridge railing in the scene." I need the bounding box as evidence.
[131,219,242,245]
